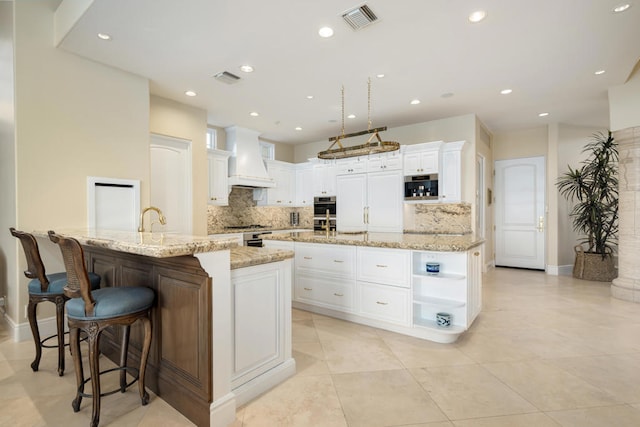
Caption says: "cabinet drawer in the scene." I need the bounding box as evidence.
[368,155,402,171]
[295,243,355,278]
[335,160,367,175]
[296,274,354,310]
[358,281,410,325]
[357,247,410,287]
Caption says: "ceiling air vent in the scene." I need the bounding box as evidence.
[213,71,241,84]
[342,3,378,30]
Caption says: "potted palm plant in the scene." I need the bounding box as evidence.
[556,131,618,281]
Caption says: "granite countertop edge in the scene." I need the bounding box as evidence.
[230,247,294,270]
[263,231,485,252]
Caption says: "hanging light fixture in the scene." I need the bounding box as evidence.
[318,78,399,160]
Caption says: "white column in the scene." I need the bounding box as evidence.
[611,127,640,302]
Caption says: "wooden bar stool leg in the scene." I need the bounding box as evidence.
[88,327,102,427]
[119,325,130,393]
[70,327,84,413]
[55,296,66,376]
[27,298,41,372]
[138,316,152,405]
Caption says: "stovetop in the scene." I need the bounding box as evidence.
[225,224,270,230]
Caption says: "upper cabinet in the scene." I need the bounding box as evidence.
[367,151,402,172]
[256,160,295,206]
[440,141,466,203]
[207,149,231,206]
[312,161,337,197]
[295,162,314,206]
[402,141,442,176]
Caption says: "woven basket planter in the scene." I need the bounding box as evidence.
[573,244,617,282]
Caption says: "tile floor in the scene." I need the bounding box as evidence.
[3,267,640,426]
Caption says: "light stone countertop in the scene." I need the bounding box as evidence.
[230,246,294,270]
[263,230,484,252]
[35,228,239,258]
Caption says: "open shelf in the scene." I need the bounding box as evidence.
[412,295,465,308]
[413,316,466,334]
[412,271,465,280]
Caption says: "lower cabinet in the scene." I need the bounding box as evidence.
[290,241,482,343]
[230,262,289,390]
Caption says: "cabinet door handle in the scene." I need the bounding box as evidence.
[333,260,344,263]
[376,301,388,305]
[304,256,312,260]
[474,252,480,256]
[333,293,344,297]
[304,287,313,291]
[376,264,388,268]
[210,197,217,201]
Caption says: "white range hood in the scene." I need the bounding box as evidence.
[225,126,275,188]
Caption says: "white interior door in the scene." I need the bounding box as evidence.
[150,134,192,234]
[495,156,545,270]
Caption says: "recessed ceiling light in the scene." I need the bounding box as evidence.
[613,3,631,12]
[250,112,259,117]
[376,74,385,78]
[500,89,513,95]
[347,114,356,119]
[306,95,314,99]
[185,90,196,97]
[538,112,550,117]
[410,99,421,105]
[595,70,606,75]
[441,92,454,98]
[295,127,302,131]
[239,65,254,73]
[468,10,487,23]
[97,33,111,40]
[318,26,334,38]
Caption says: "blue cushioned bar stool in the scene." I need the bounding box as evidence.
[48,231,154,427]
[10,227,100,376]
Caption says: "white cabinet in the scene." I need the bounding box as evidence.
[335,157,368,175]
[257,160,295,206]
[294,243,356,311]
[312,161,337,197]
[295,162,314,206]
[411,248,482,342]
[356,247,411,326]
[336,169,403,233]
[230,259,292,391]
[402,141,442,176]
[367,152,402,172]
[207,149,231,205]
[440,141,465,203]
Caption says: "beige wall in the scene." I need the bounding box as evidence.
[6,0,151,326]
[150,96,208,235]
[492,127,548,160]
[0,1,18,321]
[609,63,640,131]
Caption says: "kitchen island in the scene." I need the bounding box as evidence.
[36,229,294,427]
[264,230,484,343]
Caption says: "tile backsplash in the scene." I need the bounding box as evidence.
[208,188,472,235]
[207,188,313,234]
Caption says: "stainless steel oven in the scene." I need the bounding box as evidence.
[314,196,336,231]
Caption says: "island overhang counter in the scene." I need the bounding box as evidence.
[35,229,294,427]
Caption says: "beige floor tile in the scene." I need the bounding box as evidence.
[410,364,537,419]
[546,404,640,427]
[483,359,621,411]
[396,422,454,427]
[292,341,330,376]
[454,331,537,363]
[332,369,447,427]
[452,412,561,426]
[241,374,347,427]
[321,336,404,374]
[313,314,381,342]
[291,308,313,321]
[549,353,640,404]
[292,319,320,343]
[380,333,476,368]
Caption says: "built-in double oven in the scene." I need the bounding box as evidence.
[313,196,336,231]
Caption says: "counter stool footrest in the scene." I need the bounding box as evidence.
[77,366,140,399]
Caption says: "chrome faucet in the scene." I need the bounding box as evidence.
[138,206,166,232]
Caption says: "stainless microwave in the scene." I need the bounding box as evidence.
[404,174,438,200]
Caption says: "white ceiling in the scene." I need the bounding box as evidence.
[58,0,640,145]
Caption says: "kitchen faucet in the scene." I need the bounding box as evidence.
[138,206,166,232]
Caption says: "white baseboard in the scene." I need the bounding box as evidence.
[1,313,65,343]
[546,264,573,276]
